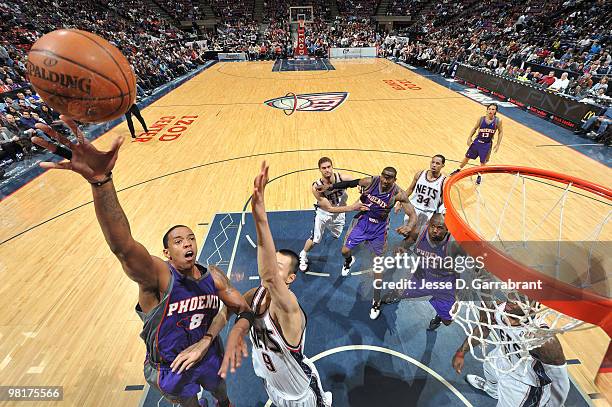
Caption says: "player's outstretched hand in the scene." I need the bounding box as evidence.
[171,336,213,374]
[396,225,413,237]
[32,115,124,182]
[218,328,248,379]
[348,201,369,212]
[452,352,464,374]
[252,161,269,208]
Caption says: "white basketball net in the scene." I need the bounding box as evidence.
[448,170,611,374]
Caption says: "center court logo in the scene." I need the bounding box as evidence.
[264,92,349,114]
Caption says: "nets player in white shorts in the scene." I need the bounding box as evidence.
[452,302,570,407]
[299,157,360,272]
[396,154,446,241]
[222,162,332,407]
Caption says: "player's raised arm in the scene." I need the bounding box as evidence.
[251,162,300,314]
[315,176,372,193]
[33,116,165,289]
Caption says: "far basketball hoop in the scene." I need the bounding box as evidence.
[289,6,314,24]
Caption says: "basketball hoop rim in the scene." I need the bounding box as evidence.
[443,165,612,336]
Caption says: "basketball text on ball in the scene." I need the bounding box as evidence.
[26,62,92,95]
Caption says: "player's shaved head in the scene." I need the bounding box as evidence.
[382,167,397,178]
[430,213,445,224]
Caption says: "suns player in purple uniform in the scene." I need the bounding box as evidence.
[451,103,504,184]
[32,116,253,407]
[318,167,417,320]
[389,213,463,330]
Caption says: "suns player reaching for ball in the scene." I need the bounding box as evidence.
[395,154,447,242]
[451,103,504,184]
[452,302,570,407]
[32,117,252,407]
[299,157,364,272]
[221,162,332,406]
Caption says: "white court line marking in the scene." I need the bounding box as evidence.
[249,276,260,280]
[0,355,11,370]
[26,365,45,374]
[226,218,243,279]
[304,271,330,277]
[350,268,371,276]
[245,234,256,248]
[264,345,473,407]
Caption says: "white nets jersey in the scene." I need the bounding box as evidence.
[490,302,553,388]
[313,172,348,212]
[409,170,445,213]
[249,286,327,404]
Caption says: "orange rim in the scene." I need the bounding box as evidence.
[443,165,612,336]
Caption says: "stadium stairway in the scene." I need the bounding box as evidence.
[254,0,264,23]
[376,0,389,16]
[328,0,339,19]
[199,0,216,20]
[147,0,176,21]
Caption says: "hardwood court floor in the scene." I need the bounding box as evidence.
[0,59,610,406]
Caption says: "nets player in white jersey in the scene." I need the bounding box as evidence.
[395,154,446,241]
[222,162,332,407]
[299,157,360,272]
[452,302,570,406]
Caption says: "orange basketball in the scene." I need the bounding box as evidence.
[26,29,136,123]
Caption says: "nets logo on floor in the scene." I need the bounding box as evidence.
[264,92,348,114]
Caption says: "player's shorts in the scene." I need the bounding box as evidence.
[344,215,388,256]
[483,354,552,407]
[264,369,332,407]
[311,208,346,244]
[401,276,456,320]
[543,363,569,407]
[143,341,223,403]
[465,140,493,164]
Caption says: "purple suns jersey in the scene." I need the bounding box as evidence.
[414,226,453,279]
[136,262,221,365]
[475,116,499,143]
[359,176,399,222]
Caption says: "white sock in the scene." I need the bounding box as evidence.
[300,250,307,258]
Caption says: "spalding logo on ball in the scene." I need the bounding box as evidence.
[26,29,136,123]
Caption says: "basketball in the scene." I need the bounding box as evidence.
[26,29,136,123]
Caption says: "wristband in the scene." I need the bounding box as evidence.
[235,310,255,327]
[455,351,465,358]
[204,333,214,340]
[89,172,113,187]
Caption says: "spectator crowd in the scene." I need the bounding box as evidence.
[2,0,610,178]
